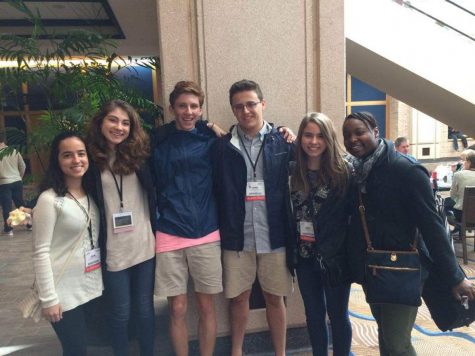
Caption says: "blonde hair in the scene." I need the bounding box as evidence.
[462,149,475,169]
[291,112,349,197]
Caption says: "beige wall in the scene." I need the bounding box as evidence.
[156,0,345,337]
[157,0,345,132]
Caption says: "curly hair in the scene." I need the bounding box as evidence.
[39,132,92,196]
[87,100,150,175]
[291,112,349,197]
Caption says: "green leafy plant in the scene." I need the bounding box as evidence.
[0,0,163,164]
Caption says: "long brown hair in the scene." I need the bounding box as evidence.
[291,112,349,197]
[87,100,149,175]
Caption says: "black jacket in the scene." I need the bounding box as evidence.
[89,161,158,267]
[290,162,353,285]
[347,139,464,286]
[211,126,294,252]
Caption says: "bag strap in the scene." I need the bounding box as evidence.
[358,191,374,250]
[358,190,418,251]
[56,197,92,285]
[34,196,92,290]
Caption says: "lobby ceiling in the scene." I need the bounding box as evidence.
[0,0,160,55]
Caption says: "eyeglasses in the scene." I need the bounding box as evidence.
[232,101,261,112]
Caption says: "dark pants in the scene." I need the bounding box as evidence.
[0,180,24,232]
[105,257,155,356]
[448,132,468,151]
[370,303,418,356]
[296,260,352,356]
[51,303,89,356]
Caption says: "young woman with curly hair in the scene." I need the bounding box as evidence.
[87,100,157,356]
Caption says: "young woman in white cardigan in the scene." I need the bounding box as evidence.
[33,132,103,355]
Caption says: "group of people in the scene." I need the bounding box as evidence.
[7,79,475,356]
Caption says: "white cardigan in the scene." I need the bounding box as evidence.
[32,189,103,312]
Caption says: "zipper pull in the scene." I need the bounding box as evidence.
[317,254,325,271]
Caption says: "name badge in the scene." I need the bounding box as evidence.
[85,248,101,272]
[112,211,134,234]
[246,181,266,201]
[300,221,316,242]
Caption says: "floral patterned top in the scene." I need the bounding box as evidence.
[291,170,330,260]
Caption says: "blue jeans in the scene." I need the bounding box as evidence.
[105,258,155,356]
[0,180,24,232]
[51,303,88,356]
[297,260,352,356]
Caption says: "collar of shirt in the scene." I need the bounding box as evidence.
[235,121,272,143]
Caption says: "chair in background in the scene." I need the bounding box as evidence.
[455,186,475,264]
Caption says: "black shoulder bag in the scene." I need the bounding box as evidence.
[358,191,422,306]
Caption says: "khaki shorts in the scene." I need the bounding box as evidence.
[155,241,223,297]
[222,250,293,299]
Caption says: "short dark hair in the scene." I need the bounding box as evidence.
[229,79,263,104]
[169,81,205,107]
[468,144,475,150]
[394,136,408,147]
[344,112,378,130]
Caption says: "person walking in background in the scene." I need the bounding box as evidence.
[151,81,225,356]
[343,112,474,356]
[0,131,26,236]
[394,136,410,155]
[394,136,417,162]
[290,113,352,356]
[88,100,157,356]
[448,127,468,152]
[32,132,103,355]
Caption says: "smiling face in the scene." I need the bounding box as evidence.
[343,118,379,158]
[301,122,327,168]
[58,137,89,183]
[100,107,131,149]
[170,93,202,131]
[231,90,266,137]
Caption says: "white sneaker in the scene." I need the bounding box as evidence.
[3,230,13,237]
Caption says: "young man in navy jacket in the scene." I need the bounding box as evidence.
[212,79,295,356]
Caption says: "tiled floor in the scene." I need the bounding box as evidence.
[1,223,474,355]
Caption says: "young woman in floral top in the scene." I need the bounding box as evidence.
[290,112,352,356]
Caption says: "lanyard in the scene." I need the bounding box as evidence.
[238,133,265,180]
[67,191,94,249]
[108,167,124,209]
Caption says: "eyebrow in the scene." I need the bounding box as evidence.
[106,115,129,121]
[61,149,86,154]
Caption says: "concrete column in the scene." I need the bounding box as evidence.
[156,0,345,338]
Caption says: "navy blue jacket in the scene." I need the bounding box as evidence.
[211,126,294,252]
[151,120,219,238]
[346,139,465,286]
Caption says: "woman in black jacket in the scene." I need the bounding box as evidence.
[290,112,352,356]
[343,112,474,356]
